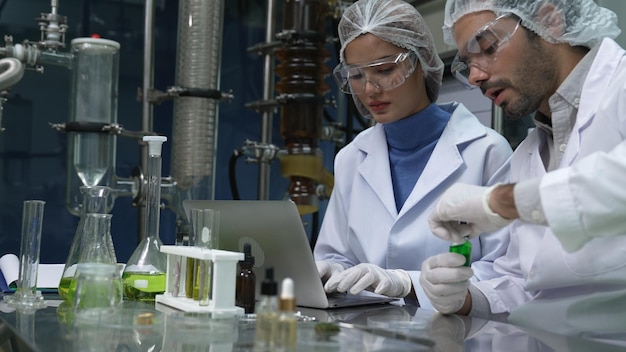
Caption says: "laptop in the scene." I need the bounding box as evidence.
[183,199,396,309]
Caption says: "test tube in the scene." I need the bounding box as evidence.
[190,208,219,306]
[4,200,46,309]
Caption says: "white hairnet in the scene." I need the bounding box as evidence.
[338,0,444,118]
[443,0,621,49]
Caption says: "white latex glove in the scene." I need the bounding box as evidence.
[429,183,512,243]
[324,263,411,298]
[316,260,345,283]
[419,253,473,314]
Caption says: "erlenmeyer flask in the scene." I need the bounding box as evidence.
[59,186,115,301]
[59,213,117,304]
[122,232,167,302]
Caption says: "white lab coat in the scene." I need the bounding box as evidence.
[314,102,512,307]
[474,38,626,338]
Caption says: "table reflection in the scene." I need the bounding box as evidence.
[0,297,624,352]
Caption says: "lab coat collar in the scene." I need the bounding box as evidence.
[399,102,487,216]
[353,102,488,217]
[564,38,624,166]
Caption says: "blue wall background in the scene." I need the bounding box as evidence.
[0,0,345,264]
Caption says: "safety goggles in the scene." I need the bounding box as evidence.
[333,51,417,94]
[451,13,521,89]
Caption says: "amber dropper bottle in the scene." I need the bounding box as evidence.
[235,243,256,313]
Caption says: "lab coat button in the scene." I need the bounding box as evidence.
[559,144,567,152]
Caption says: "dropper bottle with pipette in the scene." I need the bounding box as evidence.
[123,136,168,301]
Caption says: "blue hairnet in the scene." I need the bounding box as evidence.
[338,0,444,116]
[443,0,621,48]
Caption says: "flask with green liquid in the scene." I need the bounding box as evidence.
[59,186,115,302]
[123,136,168,301]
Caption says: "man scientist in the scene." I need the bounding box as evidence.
[419,0,626,338]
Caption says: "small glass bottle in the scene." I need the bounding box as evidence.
[59,186,114,301]
[235,243,256,313]
[449,238,472,267]
[254,267,278,351]
[275,277,297,351]
[123,136,167,302]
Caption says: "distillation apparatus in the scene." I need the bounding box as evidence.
[0,0,161,221]
[239,0,344,216]
[143,0,234,243]
[1,0,349,251]
[1,0,237,249]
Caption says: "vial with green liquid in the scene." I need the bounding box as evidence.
[449,238,472,267]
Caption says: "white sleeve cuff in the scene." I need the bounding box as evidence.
[514,178,548,225]
[540,168,590,252]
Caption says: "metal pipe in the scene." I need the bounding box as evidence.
[139,0,156,242]
[258,0,278,200]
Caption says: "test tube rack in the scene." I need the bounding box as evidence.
[155,245,244,314]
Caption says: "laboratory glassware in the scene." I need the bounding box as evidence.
[4,200,46,310]
[235,242,256,313]
[449,239,472,267]
[189,208,219,305]
[66,38,120,216]
[254,266,278,350]
[185,224,196,299]
[276,277,297,351]
[59,213,117,304]
[123,136,168,302]
[59,186,115,301]
[72,263,119,319]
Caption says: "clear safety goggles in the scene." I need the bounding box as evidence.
[451,13,521,89]
[333,51,417,94]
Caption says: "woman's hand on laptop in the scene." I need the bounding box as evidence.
[316,260,345,283]
[323,263,411,298]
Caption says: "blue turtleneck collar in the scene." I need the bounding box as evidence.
[383,103,451,212]
[383,103,450,150]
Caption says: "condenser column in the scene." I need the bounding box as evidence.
[276,0,331,215]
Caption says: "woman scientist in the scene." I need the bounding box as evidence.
[313,0,513,306]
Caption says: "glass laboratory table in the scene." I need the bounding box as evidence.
[0,295,624,352]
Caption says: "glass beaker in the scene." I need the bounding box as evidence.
[59,213,117,304]
[123,136,168,302]
[59,186,115,301]
[73,263,120,318]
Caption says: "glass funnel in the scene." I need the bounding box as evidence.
[123,136,168,302]
[59,186,115,301]
[59,213,117,304]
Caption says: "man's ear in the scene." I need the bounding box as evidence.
[535,3,565,39]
